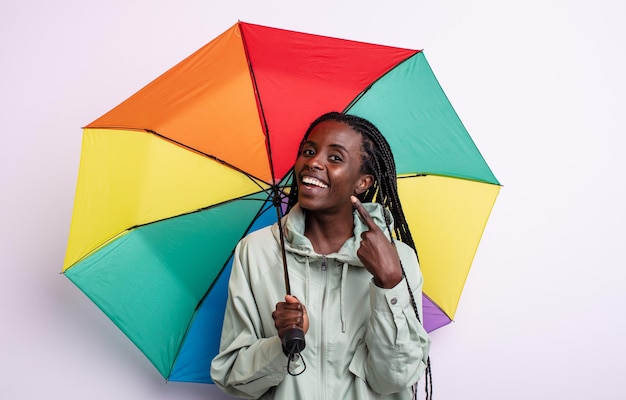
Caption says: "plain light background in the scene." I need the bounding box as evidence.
[2,1,624,399]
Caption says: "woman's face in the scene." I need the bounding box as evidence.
[294,120,372,214]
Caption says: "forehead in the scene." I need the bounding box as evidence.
[306,120,363,149]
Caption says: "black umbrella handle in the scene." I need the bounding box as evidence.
[282,327,306,355]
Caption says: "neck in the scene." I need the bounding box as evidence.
[304,210,354,255]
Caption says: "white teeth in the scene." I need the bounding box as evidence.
[302,176,328,188]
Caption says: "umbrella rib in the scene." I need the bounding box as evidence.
[144,128,272,186]
[130,191,277,231]
[124,168,296,236]
[64,192,280,270]
[423,291,453,321]
[397,173,503,186]
[172,199,278,378]
[238,21,278,186]
[343,51,421,113]
[193,197,277,311]
[85,126,271,187]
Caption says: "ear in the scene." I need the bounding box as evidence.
[354,174,374,195]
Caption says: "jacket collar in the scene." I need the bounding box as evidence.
[272,202,394,266]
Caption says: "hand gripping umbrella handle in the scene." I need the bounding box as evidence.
[273,190,306,360]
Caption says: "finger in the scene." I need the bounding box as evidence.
[276,304,302,315]
[275,308,304,325]
[285,295,300,304]
[350,195,377,230]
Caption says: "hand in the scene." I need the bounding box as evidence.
[272,295,309,340]
[351,196,403,288]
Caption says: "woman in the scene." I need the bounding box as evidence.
[211,112,431,399]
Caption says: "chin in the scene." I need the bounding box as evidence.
[296,200,316,211]
[296,196,322,212]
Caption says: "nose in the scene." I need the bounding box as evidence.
[305,153,323,170]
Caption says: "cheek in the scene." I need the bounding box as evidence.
[329,170,355,189]
[293,157,306,175]
[293,158,307,183]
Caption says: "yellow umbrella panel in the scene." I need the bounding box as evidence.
[399,175,500,326]
[63,128,267,271]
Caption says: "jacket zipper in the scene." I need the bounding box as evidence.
[320,255,328,400]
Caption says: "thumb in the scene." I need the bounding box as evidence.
[285,295,300,304]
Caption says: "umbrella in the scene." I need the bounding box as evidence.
[63,21,500,384]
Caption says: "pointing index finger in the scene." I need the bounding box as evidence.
[350,196,377,230]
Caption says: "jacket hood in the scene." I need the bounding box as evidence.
[272,202,394,266]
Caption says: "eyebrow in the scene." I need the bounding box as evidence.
[302,140,349,153]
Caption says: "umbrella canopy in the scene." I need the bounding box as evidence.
[63,21,500,384]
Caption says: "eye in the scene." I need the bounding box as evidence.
[329,154,343,162]
[301,148,315,157]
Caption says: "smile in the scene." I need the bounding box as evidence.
[301,176,328,188]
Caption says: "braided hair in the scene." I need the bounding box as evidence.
[286,111,432,400]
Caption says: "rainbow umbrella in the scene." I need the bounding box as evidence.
[63,21,500,383]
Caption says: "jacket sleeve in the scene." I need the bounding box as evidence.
[210,240,290,399]
[351,243,431,395]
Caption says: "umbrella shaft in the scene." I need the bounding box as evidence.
[274,198,291,295]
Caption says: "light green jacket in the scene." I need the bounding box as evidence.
[211,203,431,399]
